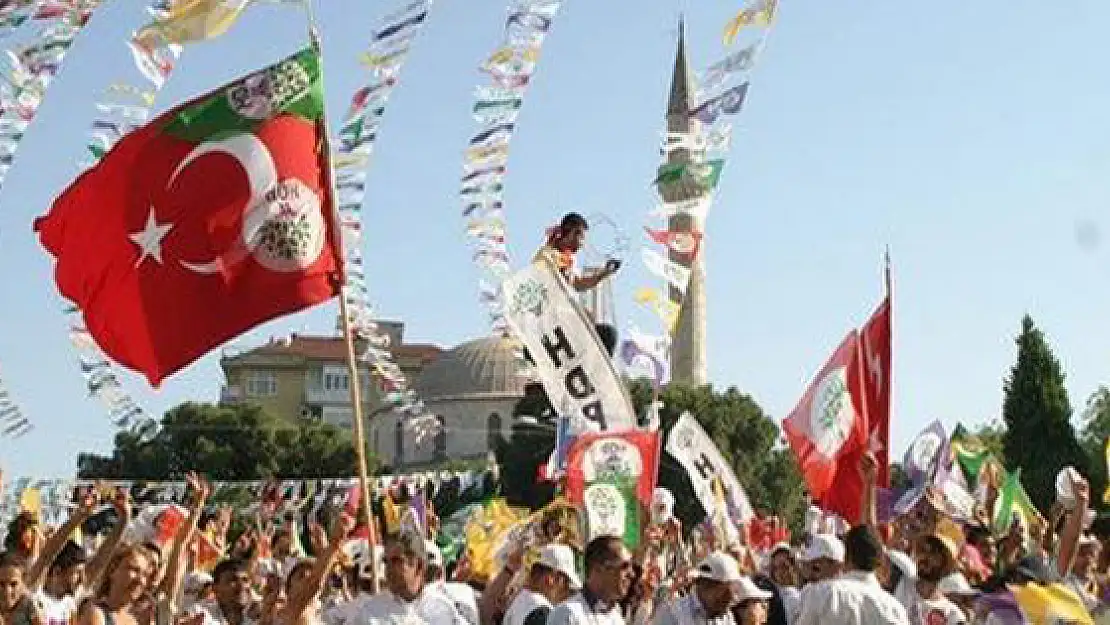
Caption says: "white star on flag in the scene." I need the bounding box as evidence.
[129,207,173,267]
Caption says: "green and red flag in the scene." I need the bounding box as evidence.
[35,47,344,386]
[565,430,660,548]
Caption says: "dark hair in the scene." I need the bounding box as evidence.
[583,535,623,575]
[560,212,588,232]
[845,525,882,572]
[50,541,87,573]
[0,551,24,572]
[212,558,251,584]
[3,513,36,553]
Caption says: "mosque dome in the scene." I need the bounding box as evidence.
[415,336,527,401]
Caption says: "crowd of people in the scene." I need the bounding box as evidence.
[0,448,1104,625]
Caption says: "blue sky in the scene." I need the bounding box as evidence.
[2,0,1110,478]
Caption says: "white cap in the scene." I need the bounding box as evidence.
[735,576,773,602]
[425,540,444,568]
[800,534,845,563]
[535,544,581,589]
[938,572,977,597]
[692,551,744,584]
[184,571,213,594]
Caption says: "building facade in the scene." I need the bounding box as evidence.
[219,325,527,470]
[219,321,442,429]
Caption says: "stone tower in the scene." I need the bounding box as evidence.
[656,20,709,385]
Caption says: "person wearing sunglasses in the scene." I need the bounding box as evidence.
[548,536,634,625]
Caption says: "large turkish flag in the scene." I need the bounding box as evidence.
[35,109,342,386]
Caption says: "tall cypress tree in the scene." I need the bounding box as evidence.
[1001,315,1086,510]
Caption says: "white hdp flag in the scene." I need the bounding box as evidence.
[665,412,754,523]
[502,258,636,430]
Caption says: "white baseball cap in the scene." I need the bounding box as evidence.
[938,572,977,597]
[692,551,744,584]
[425,540,444,568]
[535,544,582,589]
[801,534,845,563]
[735,576,773,602]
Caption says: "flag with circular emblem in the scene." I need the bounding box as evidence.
[34,47,343,387]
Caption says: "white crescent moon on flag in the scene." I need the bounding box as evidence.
[172,133,278,274]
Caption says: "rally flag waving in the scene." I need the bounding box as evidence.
[783,331,869,523]
[35,48,344,386]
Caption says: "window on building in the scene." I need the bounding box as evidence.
[395,420,405,466]
[323,365,350,392]
[487,412,502,451]
[245,371,277,397]
[434,416,447,461]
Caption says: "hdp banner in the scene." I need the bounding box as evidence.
[502,257,636,430]
[666,412,754,524]
[565,430,660,548]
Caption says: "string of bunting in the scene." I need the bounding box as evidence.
[0,0,102,191]
[620,1,777,386]
[62,0,303,433]
[0,365,31,437]
[0,0,106,437]
[0,468,496,529]
[333,0,440,438]
[460,0,563,337]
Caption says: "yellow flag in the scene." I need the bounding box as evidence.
[1012,583,1094,625]
[19,487,40,518]
[723,0,777,46]
[135,0,253,47]
[1104,437,1110,504]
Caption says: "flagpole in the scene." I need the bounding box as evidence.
[883,245,892,298]
[305,3,379,593]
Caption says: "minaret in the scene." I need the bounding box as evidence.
[656,20,709,385]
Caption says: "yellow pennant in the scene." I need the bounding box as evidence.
[1103,437,1110,504]
[19,487,40,518]
[465,143,509,163]
[484,45,540,68]
[634,287,681,330]
[108,83,156,107]
[134,0,253,47]
[723,0,778,46]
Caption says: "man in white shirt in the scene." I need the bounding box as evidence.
[548,536,634,625]
[794,525,909,625]
[349,531,466,625]
[191,558,256,625]
[894,522,966,625]
[653,552,754,625]
[502,544,580,625]
[424,541,480,625]
[799,534,844,585]
[38,542,86,625]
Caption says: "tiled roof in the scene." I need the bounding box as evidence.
[232,334,443,363]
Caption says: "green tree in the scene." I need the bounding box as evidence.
[1001,315,1086,510]
[77,402,369,480]
[1079,386,1110,507]
[971,421,1006,460]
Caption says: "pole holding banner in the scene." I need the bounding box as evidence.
[307,3,378,593]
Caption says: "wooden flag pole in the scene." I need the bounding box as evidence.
[305,2,379,593]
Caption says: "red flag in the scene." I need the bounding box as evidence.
[860,295,892,488]
[783,331,869,522]
[644,227,703,263]
[34,49,343,386]
[565,430,660,507]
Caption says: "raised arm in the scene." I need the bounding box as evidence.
[84,488,133,592]
[1056,474,1090,578]
[27,488,96,591]
[159,473,211,607]
[281,515,354,624]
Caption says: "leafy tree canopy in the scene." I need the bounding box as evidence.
[78,402,370,480]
